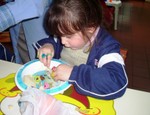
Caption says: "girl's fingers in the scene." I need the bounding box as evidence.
[37,43,54,67]
[46,53,53,67]
[52,66,56,71]
[39,53,47,66]
[37,52,52,67]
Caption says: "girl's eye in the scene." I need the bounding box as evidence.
[62,35,72,39]
[66,35,72,38]
[62,34,74,38]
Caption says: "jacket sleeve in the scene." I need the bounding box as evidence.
[33,36,63,59]
[0,5,15,32]
[69,60,128,100]
[0,0,43,32]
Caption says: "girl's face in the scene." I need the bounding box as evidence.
[60,27,95,50]
[61,31,88,50]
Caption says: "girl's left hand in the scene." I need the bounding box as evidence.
[52,64,73,81]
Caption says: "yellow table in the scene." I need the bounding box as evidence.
[0,60,150,115]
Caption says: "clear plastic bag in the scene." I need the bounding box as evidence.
[19,88,81,115]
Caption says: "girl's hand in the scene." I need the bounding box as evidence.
[52,64,73,81]
[37,43,54,67]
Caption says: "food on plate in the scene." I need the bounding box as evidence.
[23,70,60,90]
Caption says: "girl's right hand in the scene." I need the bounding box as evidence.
[37,43,54,67]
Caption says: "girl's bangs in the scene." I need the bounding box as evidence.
[47,11,80,36]
[57,20,80,36]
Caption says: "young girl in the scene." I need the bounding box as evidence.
[34,0,128,100]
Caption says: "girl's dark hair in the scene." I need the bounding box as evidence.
[45,0,102,37]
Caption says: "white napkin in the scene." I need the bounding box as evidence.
[19,88,81,115]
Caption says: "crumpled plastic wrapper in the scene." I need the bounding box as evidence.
[18,88,81,115]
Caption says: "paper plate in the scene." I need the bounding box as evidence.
[15,59,71,95]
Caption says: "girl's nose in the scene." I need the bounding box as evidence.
[61,37,67,45]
